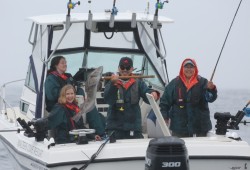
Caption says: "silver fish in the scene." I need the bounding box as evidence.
[73,66,103,122]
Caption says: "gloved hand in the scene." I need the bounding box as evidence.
[103,72,114,85]
[111,74,119,84]
[207,81,216,90]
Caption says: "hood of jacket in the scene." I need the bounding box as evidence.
[179,58,199,90]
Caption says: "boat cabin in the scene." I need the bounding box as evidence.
[21,12,174,124]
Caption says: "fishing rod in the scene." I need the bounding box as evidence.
[210,0,243,81]
[67,0,80,16]
[240,100,250,125]
[71,131,115,170]
[0,129,24,133]
[66,0,80,29]
[229,100,250,128]
[102,75,155,80]
[153,0,168,28]
[109,0,118,28]
[241,120,250,125]
[242,100,250,110]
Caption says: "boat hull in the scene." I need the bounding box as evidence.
[1,129,250,170]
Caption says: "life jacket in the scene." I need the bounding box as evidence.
[175,76,204,108]
[115,79,139,111]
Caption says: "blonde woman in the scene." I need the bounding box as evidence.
[48,84,101,144]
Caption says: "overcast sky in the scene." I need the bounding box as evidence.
[1,0,249,90]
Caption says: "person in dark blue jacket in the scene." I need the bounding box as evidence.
[104,57,160,139]
[48,84,101,144]
[159,58,217,137]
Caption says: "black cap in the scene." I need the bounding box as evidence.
[119,57,133,67]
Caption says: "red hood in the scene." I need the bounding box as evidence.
[179,58,199,91]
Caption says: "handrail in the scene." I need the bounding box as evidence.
[0,79,25,126]
[139,22,169,84]
[1,79,25,86]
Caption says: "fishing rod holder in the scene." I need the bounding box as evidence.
[17,118,34,137]
[29,118,48,142]
[17,118,48,142]
[214,110,245,135]
[131,13,137,28]
[86,0,93,30]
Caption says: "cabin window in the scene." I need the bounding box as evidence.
[90,31,138,50]
[25,63,36,91]
[20,101,29,115]
[54,51,145,75]
[51,23,85,50]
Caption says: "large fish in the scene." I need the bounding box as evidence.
[73,66,103,122]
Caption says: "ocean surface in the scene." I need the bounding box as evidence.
[0,86,250,170]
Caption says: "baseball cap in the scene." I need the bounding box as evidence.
[119,57,133,67]
[183,60,195,67]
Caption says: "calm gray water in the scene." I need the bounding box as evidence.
[0,87,250,169]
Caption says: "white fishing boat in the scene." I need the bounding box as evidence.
[1,1,250,170]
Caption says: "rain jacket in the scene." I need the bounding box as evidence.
[159,58,217,136]
[104,78,155,138]
[48,103,84,144]
[45,72,105,136]
[45,72,84,112]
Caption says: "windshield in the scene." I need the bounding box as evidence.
[50,50,164,89]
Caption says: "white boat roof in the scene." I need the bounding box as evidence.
[28,12,174,25]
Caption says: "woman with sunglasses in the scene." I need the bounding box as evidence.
[104,57,160,139]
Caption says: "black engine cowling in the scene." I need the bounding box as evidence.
[145,136,189,170]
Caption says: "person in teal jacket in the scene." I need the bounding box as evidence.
[159,58,217,137]
[104,57,160,139]
[45,56,105,136]
[45,56,84,112]
[48,84,101,144]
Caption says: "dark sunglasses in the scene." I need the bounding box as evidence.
[120,65,131,70]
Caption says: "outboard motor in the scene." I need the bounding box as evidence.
[145,136,189,170]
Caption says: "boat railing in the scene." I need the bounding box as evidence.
[0,79,25,125]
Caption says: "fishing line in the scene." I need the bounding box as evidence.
[210,0,243,81]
